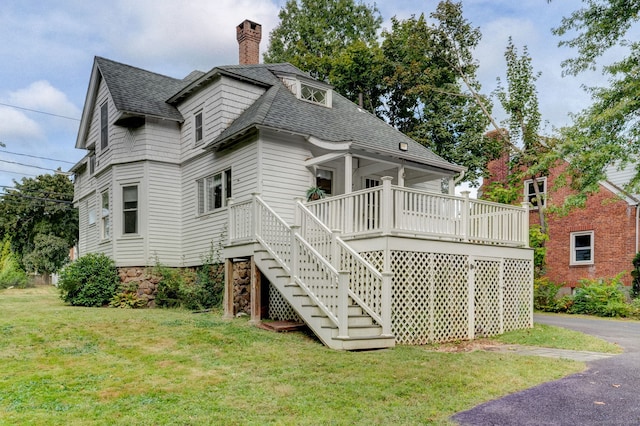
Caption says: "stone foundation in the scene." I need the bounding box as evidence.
[117,267,160,308]
[232,260,251,315]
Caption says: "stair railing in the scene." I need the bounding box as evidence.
[296,200,391,336]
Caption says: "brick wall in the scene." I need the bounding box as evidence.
[486,157,637,288]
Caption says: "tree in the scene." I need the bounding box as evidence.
[23,234,70,283]
[380,2,499,185]
[264,0,383,112]
[0,173,77,273]
[552,1,640,202]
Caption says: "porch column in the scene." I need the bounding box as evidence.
[345,154,354,233]
[223,258,234,319]
[397,165,405,187]
[344,153,353,194]
[381,176,393,235]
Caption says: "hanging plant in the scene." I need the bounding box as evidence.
[306,187,326,201]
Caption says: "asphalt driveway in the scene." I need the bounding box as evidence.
[452,314,640,426]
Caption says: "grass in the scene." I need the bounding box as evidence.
[496,323,622,353]
[0,286,612,425]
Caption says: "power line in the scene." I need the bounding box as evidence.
[0,102,80,121]
[0,149,76,165]
[0,158,67,173]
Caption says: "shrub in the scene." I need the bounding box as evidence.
[631,252,640,299]
[569,275,628,317]
[154,242,225,310]
[58,253,119,307]
[0,238,29,289]
[533,277,562,311]
[109,281,147,309]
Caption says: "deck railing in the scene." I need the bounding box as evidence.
[305,177,529,247]
[232,195,391,337]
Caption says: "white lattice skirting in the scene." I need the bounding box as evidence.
[268,250,532,345]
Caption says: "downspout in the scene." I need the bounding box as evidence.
[636,201,639,254]
[452,170,466,195]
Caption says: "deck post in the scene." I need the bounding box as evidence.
[227,197,235,245]
[331,229,341,270]
[291,225,300,279]
[252,193,261,239]
[223,258,234,319]
[521,200,530,247]
[467,257,475,340]
[249,256,261,325]
[337,271,349,338]
[381,176,393,235]
[381,271,393,336]
[461,190,470,242]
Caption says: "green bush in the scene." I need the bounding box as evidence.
[58,253,119,307]
[154,243,225,310]
[533,277,562,311]
[0,238,29,289]
[109,281,147,309]
[631,252,640,299]
[569,275,628,317]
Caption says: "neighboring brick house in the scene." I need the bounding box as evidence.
[483,151,640,291]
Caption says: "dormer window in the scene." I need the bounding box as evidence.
[280,75,332,107]
[301,83,327,105]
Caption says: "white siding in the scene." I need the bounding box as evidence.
[260,132,312,223]
[177,75,265,163]
[112,162,146,266]
[146,161,182,266]
[180,138,259,265]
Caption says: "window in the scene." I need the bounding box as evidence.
[197,169,231,215]
[123,186,138,234]
[101,191,110,239]
[194,111,203,145]
[301,83,327,105]
[89,154,96,175]
[524,177,546,208]
[571,231,594,265]
[280,76,332,107]
[100,103,108,150]
[316,169,334,195]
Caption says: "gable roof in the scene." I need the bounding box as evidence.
[75,57,463,173]
[205,64,463,172]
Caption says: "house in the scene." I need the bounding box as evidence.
[71,20,533,350]
[484,150,639,293]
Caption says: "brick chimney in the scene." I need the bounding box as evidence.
[237,20,262,65]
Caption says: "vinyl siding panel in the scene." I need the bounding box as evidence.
[146,161,182,266]
[177,76,264,163]
[180,138,259,265]
[112,162,145,266]
[260,134,311,223]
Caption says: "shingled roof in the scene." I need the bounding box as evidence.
[207,63,462,171]
[83,57,462,172]
[95,56,187,122]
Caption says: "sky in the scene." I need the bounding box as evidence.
[0,0,609,195]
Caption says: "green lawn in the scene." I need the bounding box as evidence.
[0,286,605,425]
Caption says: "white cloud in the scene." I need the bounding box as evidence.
[8,80,81,120]
[99,0,282,71]
[0,106,43,143]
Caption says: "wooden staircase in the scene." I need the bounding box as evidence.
[254,246,395,350]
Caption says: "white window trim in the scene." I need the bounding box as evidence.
[122,185,138,235]
[100,190,110,241]
[570,230,594,265]
[194,110,203,146]
[196,169,232,216]
[280,76,332,107]
[524,177,547,209]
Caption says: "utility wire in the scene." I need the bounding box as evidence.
[0,149,76,165]
[0,102,80,122]
[0,158,67,173]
